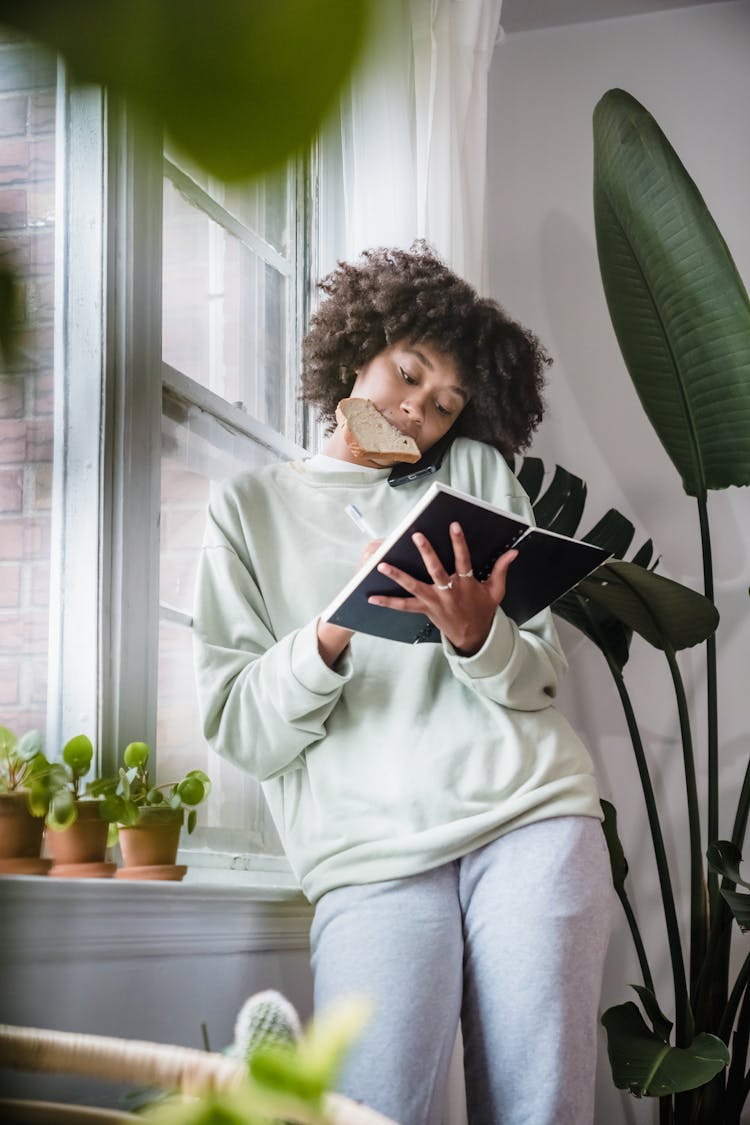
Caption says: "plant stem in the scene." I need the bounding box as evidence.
[731,753,750,850]
[697,498,718,911]
[601,646,692,1043]
[664,644,707,1008]
[618,883,655,994]
[719,951,750,1044]
[739,1071,750,1122]
[725,973,750,1123]
[699,753,750,1038]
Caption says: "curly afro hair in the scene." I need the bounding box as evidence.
[301,243,550,457]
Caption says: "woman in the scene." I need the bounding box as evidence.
[194,244,614,1125]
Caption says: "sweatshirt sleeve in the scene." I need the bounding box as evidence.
[440,442,568,711]
[441,602,567,711]
[193,483,352,782]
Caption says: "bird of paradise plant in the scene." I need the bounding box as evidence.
[550,86,750,1125]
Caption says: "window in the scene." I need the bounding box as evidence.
[157,150,312,861]
[5,46,325,876]
[0,32,57,736]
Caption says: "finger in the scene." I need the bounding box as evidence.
[449,522,474,578]
[411,532,451,587]
[375,560,425,597]
[486,549,518,602]
[368,594,427,613]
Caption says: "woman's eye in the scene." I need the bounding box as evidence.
[435,403,452,417]
[399,366,416,385]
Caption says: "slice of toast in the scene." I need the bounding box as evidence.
[335,398,421,464]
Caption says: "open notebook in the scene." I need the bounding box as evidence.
[321,481,610,644]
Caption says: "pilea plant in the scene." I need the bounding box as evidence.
[43,733,108,830]
[89,741,211,834]
[0,725,53,816]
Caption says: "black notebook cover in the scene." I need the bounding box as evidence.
[322,482,610,644]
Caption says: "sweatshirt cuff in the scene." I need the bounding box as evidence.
[442,608,516,679]
[290,618,353,693]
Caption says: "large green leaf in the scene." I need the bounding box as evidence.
[576,560,718,651]
[553,589,633,671]
[582,509,635,560]
[707,840,750,931]
[600,799,629,892]
[531,465,587,535]
[718,888,750,931]
[602,1002,729,1097]
[706,840,749,889]
[593,88,750,498]
[0,0,370,180]
[630,986,673,1044]
[519,458,648,671]
[516,456,545,505]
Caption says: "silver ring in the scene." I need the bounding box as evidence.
[435,580,453,591]
[457,569,474,578]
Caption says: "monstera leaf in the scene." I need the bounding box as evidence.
[593,88,750,498]
[519,457,652,670]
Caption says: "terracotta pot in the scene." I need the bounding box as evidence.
[45,799,113,875]
[118,807,184,869]
[0,791,45,858]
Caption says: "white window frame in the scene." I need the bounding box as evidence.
[49,66,317,876]
[49,72,163,776]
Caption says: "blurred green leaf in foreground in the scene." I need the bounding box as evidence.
[0,0,372,180]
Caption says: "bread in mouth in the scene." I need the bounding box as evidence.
[335,397,421,464]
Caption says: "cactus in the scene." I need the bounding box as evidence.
[232,990,302,1067]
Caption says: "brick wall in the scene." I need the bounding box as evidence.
[0,31,56,736]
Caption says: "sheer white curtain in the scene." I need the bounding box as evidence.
[319,0,504,290]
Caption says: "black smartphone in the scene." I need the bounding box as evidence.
[387,430,455,488]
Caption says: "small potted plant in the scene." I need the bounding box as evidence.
[89,741,211,881]
[43,734,118,878]
[0,724,54,875]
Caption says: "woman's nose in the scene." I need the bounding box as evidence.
[400,393,424,424]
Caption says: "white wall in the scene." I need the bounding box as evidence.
[487,3,750,1123]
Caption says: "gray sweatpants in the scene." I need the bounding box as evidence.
[310,815,615,1125]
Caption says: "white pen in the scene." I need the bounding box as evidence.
[345,503,378,539]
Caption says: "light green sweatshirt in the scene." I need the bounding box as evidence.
[193,436,602,903]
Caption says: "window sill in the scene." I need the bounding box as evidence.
[176,846,300,887]
[0,869,313,962]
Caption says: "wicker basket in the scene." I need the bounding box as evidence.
[0,1097,139,1124]
[0,1023,399,1125]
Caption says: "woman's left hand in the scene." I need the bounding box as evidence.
[368,522,517,656]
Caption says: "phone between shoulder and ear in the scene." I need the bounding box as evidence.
[387,431,455,487]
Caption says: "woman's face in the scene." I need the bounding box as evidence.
[348,341,469,456]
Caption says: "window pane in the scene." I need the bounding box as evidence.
[162,182,290,431]
[157,403,284,853]
[160,145,301,858]
[0,32,56,734]
[165,147,290,254]
[223,165,290,254]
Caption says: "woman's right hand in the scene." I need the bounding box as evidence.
[316,539,383,668]
[317,619,354,668]
[359,537,384,569]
